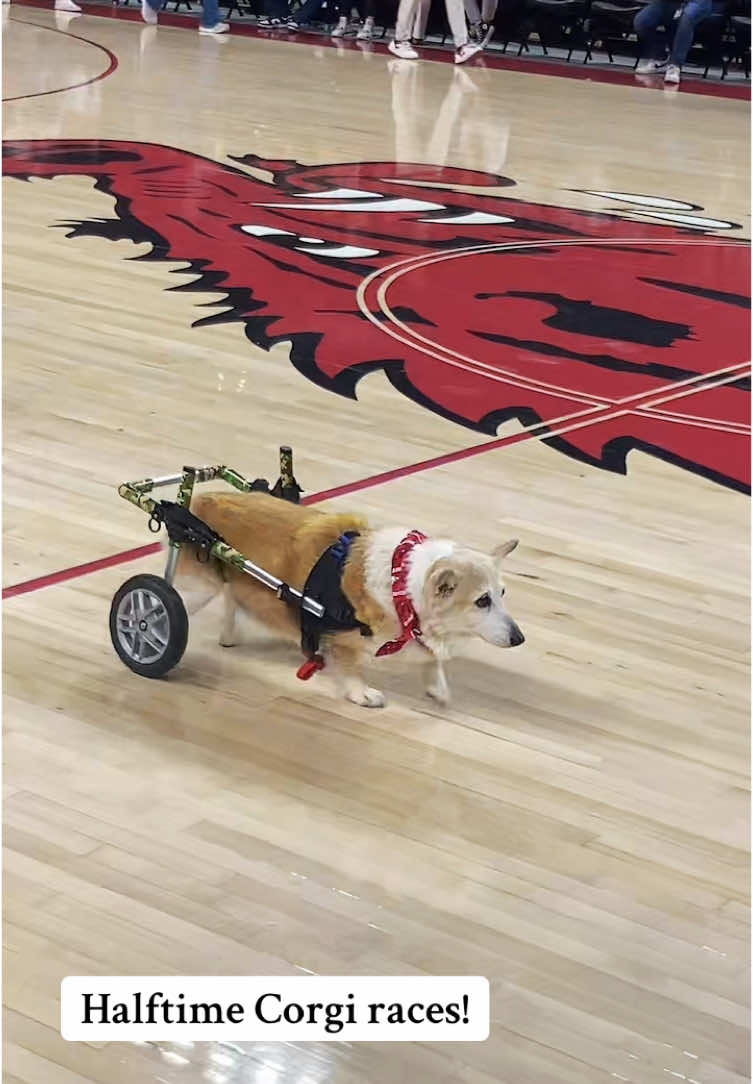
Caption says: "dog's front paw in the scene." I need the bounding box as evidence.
[426,683,450,706]
[425,665,450,705]
[347,686,386,709]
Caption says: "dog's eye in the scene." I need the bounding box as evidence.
[475,593,492,609]
[501,587,506,597]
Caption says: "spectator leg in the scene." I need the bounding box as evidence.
[668,0,712,64]
[634,0,675,59]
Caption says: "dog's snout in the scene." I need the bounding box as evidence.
[509,623,525,647]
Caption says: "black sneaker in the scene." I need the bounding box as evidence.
[469,21,494,44]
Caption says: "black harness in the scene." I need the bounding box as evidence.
[299,531,372,660]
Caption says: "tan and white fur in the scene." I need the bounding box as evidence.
[176,491,524,708]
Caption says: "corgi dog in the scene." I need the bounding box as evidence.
[175,491,524,708]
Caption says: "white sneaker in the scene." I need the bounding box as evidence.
[454,40,482,63]
[199,19,229,31]
[356,16,373,37]
[388,38,418,58]
[141,0,158,22]
[664,63,680,83]
[54,0,81,10]
[635,57,667,73]
[331,15,347,35]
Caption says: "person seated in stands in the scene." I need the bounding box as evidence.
[634,0,727,85]
[286,0,323,30]
[257,0,290,28]
[464,0,496,45]
[331,0,377,39]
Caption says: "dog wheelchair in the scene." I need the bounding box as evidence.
[109,447,335,680]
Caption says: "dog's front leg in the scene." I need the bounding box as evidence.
[425,656,450,705]
[327,634,385,708]
[219,582,237,647]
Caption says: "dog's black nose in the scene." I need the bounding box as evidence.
[510,625,525,647]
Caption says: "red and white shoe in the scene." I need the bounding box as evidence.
[454,41,482,63]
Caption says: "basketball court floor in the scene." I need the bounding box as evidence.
[2,6,751,1082]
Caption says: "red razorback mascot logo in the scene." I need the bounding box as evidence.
[3,139,749,492]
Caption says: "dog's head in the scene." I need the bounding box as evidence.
[420,539,524,650]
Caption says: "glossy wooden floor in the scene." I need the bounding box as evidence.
[3,7,751,1084]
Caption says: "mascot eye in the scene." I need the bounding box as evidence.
[475,593,492,609]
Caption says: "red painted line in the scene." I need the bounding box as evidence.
[301,438,509,505]
[2,436,512,599]
[2,543,162,599]
[303,368,747,503]
[7,366,747,600]
[3,16,118,101]
[10,0,750,100]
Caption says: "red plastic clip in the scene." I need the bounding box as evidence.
[296,655,325,681]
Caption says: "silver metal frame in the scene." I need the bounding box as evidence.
[119,457,326,620]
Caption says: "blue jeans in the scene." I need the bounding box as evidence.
[634,0,712,65]
[145,0,221,26]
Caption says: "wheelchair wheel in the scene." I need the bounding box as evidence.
[109,574,188,678]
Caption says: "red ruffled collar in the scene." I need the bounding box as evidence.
[376,530,429,657]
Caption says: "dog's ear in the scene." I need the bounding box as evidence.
[492,539,519,567]
[429,563,459,599]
